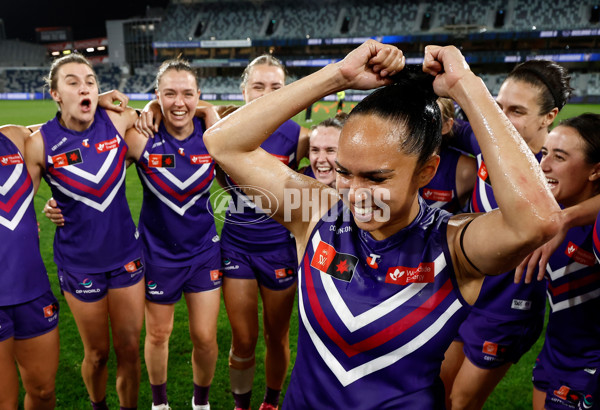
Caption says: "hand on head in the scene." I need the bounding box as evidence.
[423,45,473,99]
[337,40,405,90]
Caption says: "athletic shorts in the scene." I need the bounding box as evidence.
[458,309,544,369]
[221,245,297,291]
[58,257,144,302]
[532,358,598,410]
[145,247,222,304]
[0,289,59,341]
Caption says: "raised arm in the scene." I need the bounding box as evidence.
[423,46,561,278]
[203,40,405,247]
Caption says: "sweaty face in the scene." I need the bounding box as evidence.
[540,125,598,208]
[335,114,426,240]
[156,69,200,137]
[309,126,340,187]
[242,65,285,103]
[51,62,99,130]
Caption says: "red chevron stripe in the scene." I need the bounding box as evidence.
[0,172,31,213]
[548,271,600,297]
[140,161,214,203]
[302,253,452,358]
[48,147,126,198]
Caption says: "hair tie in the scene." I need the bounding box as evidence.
[518,67,562,110]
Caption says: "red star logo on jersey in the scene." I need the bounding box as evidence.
[336,259,349,274]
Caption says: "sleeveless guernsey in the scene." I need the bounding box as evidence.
[284,198,469,408]
[40,109,140,273]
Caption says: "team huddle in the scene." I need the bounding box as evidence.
[2,40,600,410]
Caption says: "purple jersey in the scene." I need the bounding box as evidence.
[40,109,140,273]
[420,146,462,213]
[284,198,469,408]
[302,165,316,179]
[594,211,600,263]
[0,132,50,305]
[136,118,218,267]
[220,120,300,253]
[538,224,600,373]
[450,118,480,156]
[466,152,546,320]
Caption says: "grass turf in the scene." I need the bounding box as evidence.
[1,99,597,409]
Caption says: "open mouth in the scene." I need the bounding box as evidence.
[352,203,374,222]
[546,177,558,189]
[80,98,92,110]
[171,110,187,119]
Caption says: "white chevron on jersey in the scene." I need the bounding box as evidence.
[0,162,24,195]
[0,189,33,231]
[138,171,212,216]
[298,261,463,386]
[142,151,212,190]
[311,231,447,332]
[547,287,600,313]
[45,166,126,212]
[546,261,589,282]
[47,135,120,184]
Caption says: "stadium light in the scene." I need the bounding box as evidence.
[86,47,94,52]
[62,50,71,55]
[51,51,60,56]
[97,46,106,51]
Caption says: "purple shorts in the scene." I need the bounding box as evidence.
[0,289,59,341]
[221,245,297,290]
[457,309,544,369]
[532,357,597,409]
[58,257,144,302]
[145,247,222,304]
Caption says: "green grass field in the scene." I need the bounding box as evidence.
[1,99,598,409]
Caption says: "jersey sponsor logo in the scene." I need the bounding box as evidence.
[149,154,175,168]
[43,302,58,318]
[421,188,452,202]
[477,161,491,185]
[124,258,143,273]
[80,278,93,288]
[95,136,119,153]
[52,149,83,168]
[511,299,532,311]
[565,241,596,266]
[366,253,380,269]
[310,240,357,282]
[553,385,580,404]
[178,147,185,156]
[0,153,23,166]
[191,154,212,165]
[271,153,290,165]
[82,139,90,148]
[147,280,164,295]
[385,262,434,285]
[210,269,222,281]
[482,341,498,355]
[274,267,295,279]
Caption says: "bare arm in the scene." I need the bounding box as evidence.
[23,131,46,194]
[423,46,560,280]
[204,40,405,249]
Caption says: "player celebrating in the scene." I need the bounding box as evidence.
[0,125,59,410]
[217,54,308,410]
[25,53,144,410]
[441,58,573,409]
[203,40,561,408]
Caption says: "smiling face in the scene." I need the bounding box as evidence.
[496,78,555,152]
[540,125,600,208]
[50,62,98,131]
[309,125,341,187]
[242,64,285,103]
[335,114,438,240]
[156,69,200,138]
